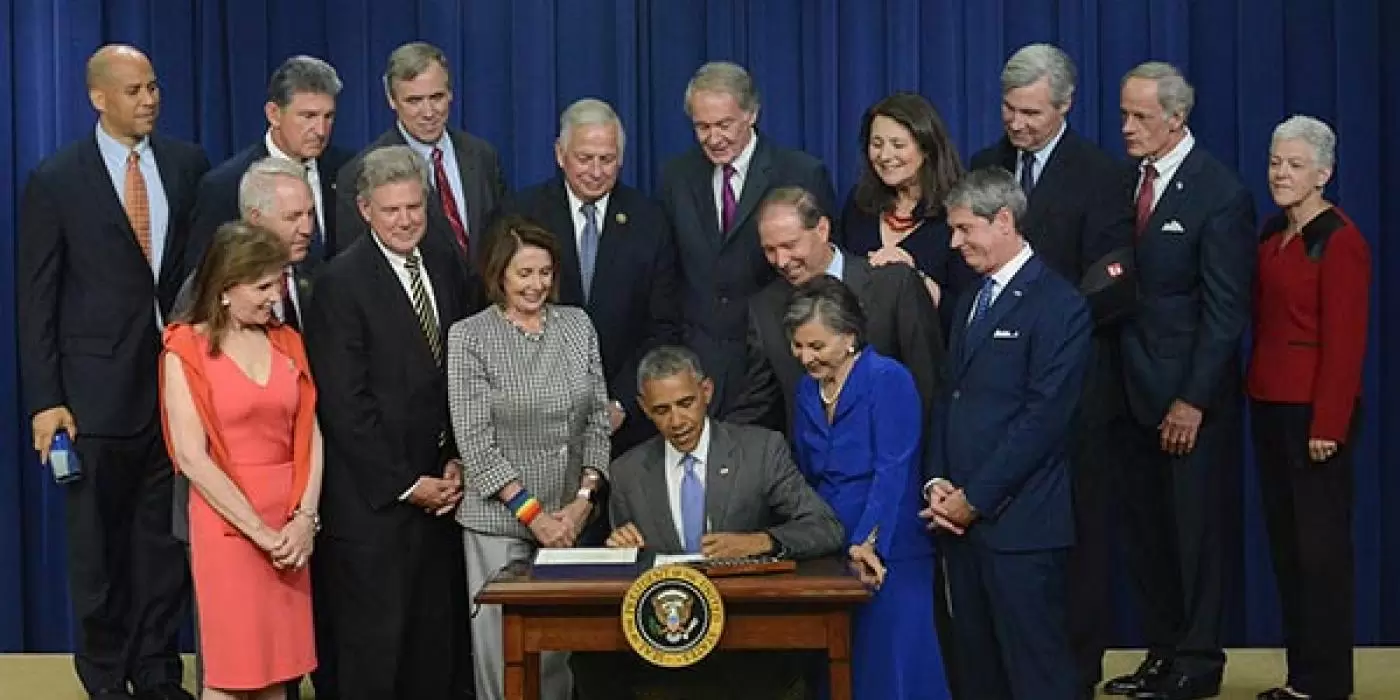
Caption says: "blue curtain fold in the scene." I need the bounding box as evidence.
[2,0,1396,651]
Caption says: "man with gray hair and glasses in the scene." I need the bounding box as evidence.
[1106,61,1255,700]
[189,55,350,270]
[306,145,476,700]
[336,41,506,293]
[969,42,1138,696]
[491,98,681,460]
[920,166,1091,700]
[659,61,837,421]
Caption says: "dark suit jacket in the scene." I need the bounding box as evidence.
[303,233,471,542]
[494,177,682,455]
[972,129,1137,427]
[659,136,836,416]
[608,420,844,559]
[18,132,209,436]
[186,141,352,271]
[927,255,1092,552]
[335,126,506,279]
[726,254,945,432]
[1121,144,1256,427]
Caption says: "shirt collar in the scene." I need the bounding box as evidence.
[988,242,1034,290]
[824,245,845,280]
[264,131,314,173]
[370,230,418,268]
[664,418,712,471]
[396,121,452,152]
[721,130,759,178]
[565,183,612,220]
[95,122,152,159]
[1022,120,1068,164]
[1143,128,1195,176]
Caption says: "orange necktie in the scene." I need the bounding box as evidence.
[125,150,152,260]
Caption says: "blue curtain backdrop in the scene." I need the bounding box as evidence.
[1,0,1396,652]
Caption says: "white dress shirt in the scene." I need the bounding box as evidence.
[663,418,713,546]
[565,185,611,252]
[712,131,759,232]
[1015,121,1068,188]
[966,243,1034,325]
[265,132,325,235]
[1138,129,1196,211]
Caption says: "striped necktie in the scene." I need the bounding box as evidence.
[404,251,443,363]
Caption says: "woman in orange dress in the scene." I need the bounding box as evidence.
[160,221,322,699]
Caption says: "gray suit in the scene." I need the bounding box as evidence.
[609,420,843,559]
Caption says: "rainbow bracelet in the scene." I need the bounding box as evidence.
[505,490,543,526]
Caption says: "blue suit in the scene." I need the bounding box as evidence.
[793,350,949,700]
[926,252,1091,700]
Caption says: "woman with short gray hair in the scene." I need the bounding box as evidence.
[784,276,950,699]
[1247,115,1369,700]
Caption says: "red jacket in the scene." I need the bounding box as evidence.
[1246,207,1370,441]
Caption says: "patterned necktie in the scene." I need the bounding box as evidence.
[1135,163,1159,237]
[431,147,470,255]
[579,202,600,303]
[720,164,738,234]
[680,454,705,553]
[303,160,326,262]
[124,150,151,260]
[969,276,996,327]
[404,251,443,363]
[1019,150,1037,195]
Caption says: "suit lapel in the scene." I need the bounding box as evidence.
[1025,134,1075,226]
[727,139,772,243]
[689,153,723,245]
[368,242,437,368]
[958,257,1042,376]
[151,136,190,287]
[450,129,485,235]
[545,180,587,304]
[642,441,684,552]
[81,138,149,270]
[842,253,874,303]
[1142,146,1204,240]
[594,189,632,307]
[705,422,738,531]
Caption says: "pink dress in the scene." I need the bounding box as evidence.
[189,335,316,690]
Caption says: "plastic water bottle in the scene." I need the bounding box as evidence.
[49,430,83,484]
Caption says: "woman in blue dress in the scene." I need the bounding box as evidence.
[784,276,951,700]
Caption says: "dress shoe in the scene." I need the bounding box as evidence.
[1256,688,1345,700]
[1132,671,1221,700]
[92,689,133,700]
[133,683,196,700]
[1103,656,1172,695]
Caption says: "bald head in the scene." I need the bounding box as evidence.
[87,44,160,146]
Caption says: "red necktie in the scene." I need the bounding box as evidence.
[431,147,469,255]
[1134,163,1159,238]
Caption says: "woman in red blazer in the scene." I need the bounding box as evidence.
[1247,116,1370,700]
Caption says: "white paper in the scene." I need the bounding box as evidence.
[652,553,706,568]
[534,547,639,565]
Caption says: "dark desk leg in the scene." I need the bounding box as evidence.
[826,611,852,700]
[503,611,525,700]
[523,650,541,700]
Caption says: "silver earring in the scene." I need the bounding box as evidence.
[221,297,231,307]
[848,346,856,355]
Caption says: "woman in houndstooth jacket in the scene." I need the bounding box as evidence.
[448,215,611,700]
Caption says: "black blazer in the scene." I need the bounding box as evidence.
[971,128,1137,425]
[335,126,507,277]
[186,141,352,271]
[658,135,836,415]
[494,177,682,455]
[1120,144,1256,427]
[303,233,471,541]
[17,132,209,436]
[726,255,946,432]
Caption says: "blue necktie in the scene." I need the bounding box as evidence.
[680,454,705,553]
[1019,150,1036,195]
[579,202,599,302]
[969,276,996,327]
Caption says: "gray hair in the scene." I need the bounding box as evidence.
[1123,61,1195,122]
[559,98,627,155]
[684,61,759,116]
[267,55,342,107]
[383,42,451,99]
[1273,115,1336,170]
[1001,43,1076,107]
[782,276,867,348]
[943,166,1028,224]
[238,157,309,219]
[759,186,825,229]
[636,345,708,393]
[356,146,429,202]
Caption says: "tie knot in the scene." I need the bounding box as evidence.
[127,150,140,166]
[723,163,736,180]
[581,201,597,218]
[404,251,421,271]
[1142,162,1159,181]
[431,147,444,164]
[682,453,698,473]
[1021,150,1036,168]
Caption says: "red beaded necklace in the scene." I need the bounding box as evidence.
[882,208,920,233]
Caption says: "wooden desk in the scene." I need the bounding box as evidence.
[476,557,870,700]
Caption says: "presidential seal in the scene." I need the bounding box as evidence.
[621,564,725,668]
